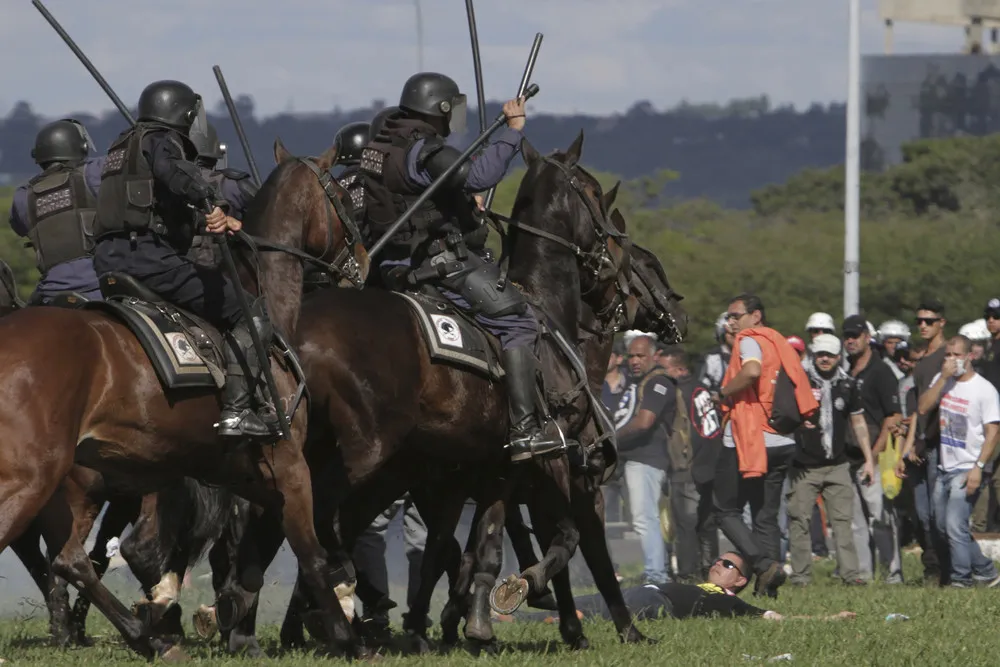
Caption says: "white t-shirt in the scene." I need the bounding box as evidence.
[723,337,796,449]
[932,372,1000,473]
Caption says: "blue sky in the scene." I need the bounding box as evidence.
[0,0,968,119]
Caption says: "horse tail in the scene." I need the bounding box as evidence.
[151,478,237,573]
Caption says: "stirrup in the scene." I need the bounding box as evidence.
[505,420,567,462]
[215,408,280,441]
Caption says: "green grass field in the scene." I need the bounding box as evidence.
[1,555,999,665]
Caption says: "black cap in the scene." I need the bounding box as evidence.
[985,298,1000,317]
[842,314,868,337]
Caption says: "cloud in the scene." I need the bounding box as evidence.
[0,0,970,119]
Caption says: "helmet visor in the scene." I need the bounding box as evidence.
[188,97,208,135]
[445,94,467,136]
[217,143,229,170]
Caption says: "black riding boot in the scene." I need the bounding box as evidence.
[217,320,279,441]
[502,346,564,462]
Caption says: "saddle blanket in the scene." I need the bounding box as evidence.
[85,297,225,391]
[395,291,504,381]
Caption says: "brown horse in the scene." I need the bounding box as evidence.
[261,133,686,653]
[0,140,368,659]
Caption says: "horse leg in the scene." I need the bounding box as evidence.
[505,508,557,610]
[440,501,483,646]
[464,494,511,647]
[193,497,250,642]
[574,482,648,644]
[253,454,362,657]
[10,524,72,647]
[71,494,139,646]
[404,487,467,654]
[529,505,588,650]
[119,493,181,632]
[34,486,169,659]
[497,464,579,613]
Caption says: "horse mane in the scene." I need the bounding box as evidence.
[239,158,299,239]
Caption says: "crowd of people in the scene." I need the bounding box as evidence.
[603,294,1000,594]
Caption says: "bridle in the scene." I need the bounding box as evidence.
[490,154,634,336]
[236,156,366,289]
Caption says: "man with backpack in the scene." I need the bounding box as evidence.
[614,335,678,584]
[715,294,819,599]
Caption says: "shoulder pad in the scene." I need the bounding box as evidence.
[417,140,468,188]
[219,168,250,181]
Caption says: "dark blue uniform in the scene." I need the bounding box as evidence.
[93,130,242,330]
[9,157,105,302]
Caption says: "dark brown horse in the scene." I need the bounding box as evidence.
[262,133,686,653]
[0,140,368,660]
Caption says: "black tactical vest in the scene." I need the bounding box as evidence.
[360,114,474,261]
[94,122,198,246]
[336,165,369,243]
[24,163,97,273]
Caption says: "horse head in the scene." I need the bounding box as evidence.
[238,138,370,338]
[508,131,631,334]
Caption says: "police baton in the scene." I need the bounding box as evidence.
[366,83,540,261]
[483,32,543,211]
[32,0,135,125]
[212,65,263,188]
[464,0,488,136]
[202,201,290,440]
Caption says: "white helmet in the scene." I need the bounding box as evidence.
[805,312,835,332]
[959,319,990,342]
[867,321,877,338]
[877,319,911,343]
[714,312,729,342]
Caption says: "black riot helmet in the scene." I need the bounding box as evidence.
[333,122,370,166]
[137,80,207,134]
[398,73,467,137]
[370,105,399,140]
[31,118,93,167]
[191,121,225,168]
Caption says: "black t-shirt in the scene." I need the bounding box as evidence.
[684,379,724,485]
[519,583,766,623]
[913,345,946,452]
[614,369,676,470]
[848,354,900,461]
[794,371,862,468]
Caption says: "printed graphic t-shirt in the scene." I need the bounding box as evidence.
[932,372,1000,473]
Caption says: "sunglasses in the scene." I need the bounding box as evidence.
[986,311,1000,321]
[714,557,745,577]
[726,311,747,321]
[915,317,941,326]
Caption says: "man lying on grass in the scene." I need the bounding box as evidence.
[497,552,856,623]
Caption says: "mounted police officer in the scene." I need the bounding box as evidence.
[8,118,104,303]
[332,120,370,227]
[91,79,278,442]
[188,122,258,267]
[360,72,560,463]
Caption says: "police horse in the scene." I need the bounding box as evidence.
[202,133,686,654]
[0,142,370,660]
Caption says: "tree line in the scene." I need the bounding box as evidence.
[3,130,995,353]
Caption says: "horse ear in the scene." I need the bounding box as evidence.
[521,138,543,167]
[274,137,292,165]
[602,181,621,210]
[610,208,627,233]
[565,130,584,164]
[316,143,338,171]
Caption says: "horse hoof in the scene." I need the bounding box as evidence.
[489,575,529,615]
[215,593,247,633]
[407,631,433,655]
[622,626,653,644]
[192,605,218,641]
[227,632,262,658]
[567,635,590,651]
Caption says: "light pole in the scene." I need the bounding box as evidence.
[844,0,860,318]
